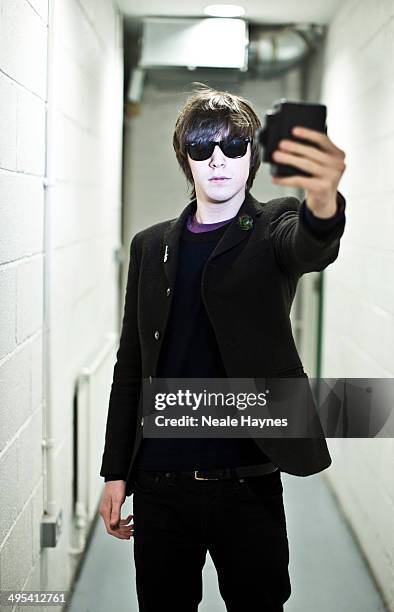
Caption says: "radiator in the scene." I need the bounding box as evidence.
[74,332,118,532]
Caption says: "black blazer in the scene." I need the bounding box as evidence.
[100,190,346,496]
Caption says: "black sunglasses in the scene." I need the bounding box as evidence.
[186,136,251,161]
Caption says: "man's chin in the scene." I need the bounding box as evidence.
[203,184,237,199]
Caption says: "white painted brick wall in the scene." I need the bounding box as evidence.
[0,345,31,451]
[16,257,43,344]
[0,0,123,604]
[25,0,48,24]
[0,267,17,356]
[312,1,394,608]
[16,88,46,175]
[0,0,47,99]
[0,173,44,261]
[0,77,18,169]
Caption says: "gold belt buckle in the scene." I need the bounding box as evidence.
[194,470,219,480]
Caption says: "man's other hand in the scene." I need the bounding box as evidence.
[99,480,134,540]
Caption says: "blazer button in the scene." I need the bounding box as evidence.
[154,330,160,340]
[141,417,144,426]
[166,287,171,296]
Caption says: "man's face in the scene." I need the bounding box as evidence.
[187,130,251,203]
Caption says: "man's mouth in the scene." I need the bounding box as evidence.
[209,177,230,182]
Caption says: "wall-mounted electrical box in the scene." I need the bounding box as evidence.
[41,509,63,548]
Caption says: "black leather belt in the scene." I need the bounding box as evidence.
[193,462,278,480]
[141,462,278,481]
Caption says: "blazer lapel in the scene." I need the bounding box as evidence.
[161,190,265,285]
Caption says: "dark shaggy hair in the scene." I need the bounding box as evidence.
[173,82,262,200]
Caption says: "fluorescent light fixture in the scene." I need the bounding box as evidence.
[204,4,245,18]
[127,68,145,102]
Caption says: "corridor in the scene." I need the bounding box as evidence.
[1,1,393,610]
[68,472,387,611]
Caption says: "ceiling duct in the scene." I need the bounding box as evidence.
[125,19,326,98]
[248,23,326,78]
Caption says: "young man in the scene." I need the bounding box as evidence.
[99,84,347,611]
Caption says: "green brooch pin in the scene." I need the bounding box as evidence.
[238,214,253,231]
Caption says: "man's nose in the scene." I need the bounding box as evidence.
[210,144,226,166]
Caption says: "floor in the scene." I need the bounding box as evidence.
[67,472,388,612]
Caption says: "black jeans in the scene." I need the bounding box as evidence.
[132,468,291,611]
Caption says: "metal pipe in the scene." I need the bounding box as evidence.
[42,0,56,519]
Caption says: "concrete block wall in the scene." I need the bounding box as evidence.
[311,1,394,608]
[0,0,48,599]
[0,0,123,603]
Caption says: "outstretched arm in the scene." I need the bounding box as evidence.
[269,126,347,276]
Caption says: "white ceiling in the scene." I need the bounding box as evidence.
[116,0,343,25]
